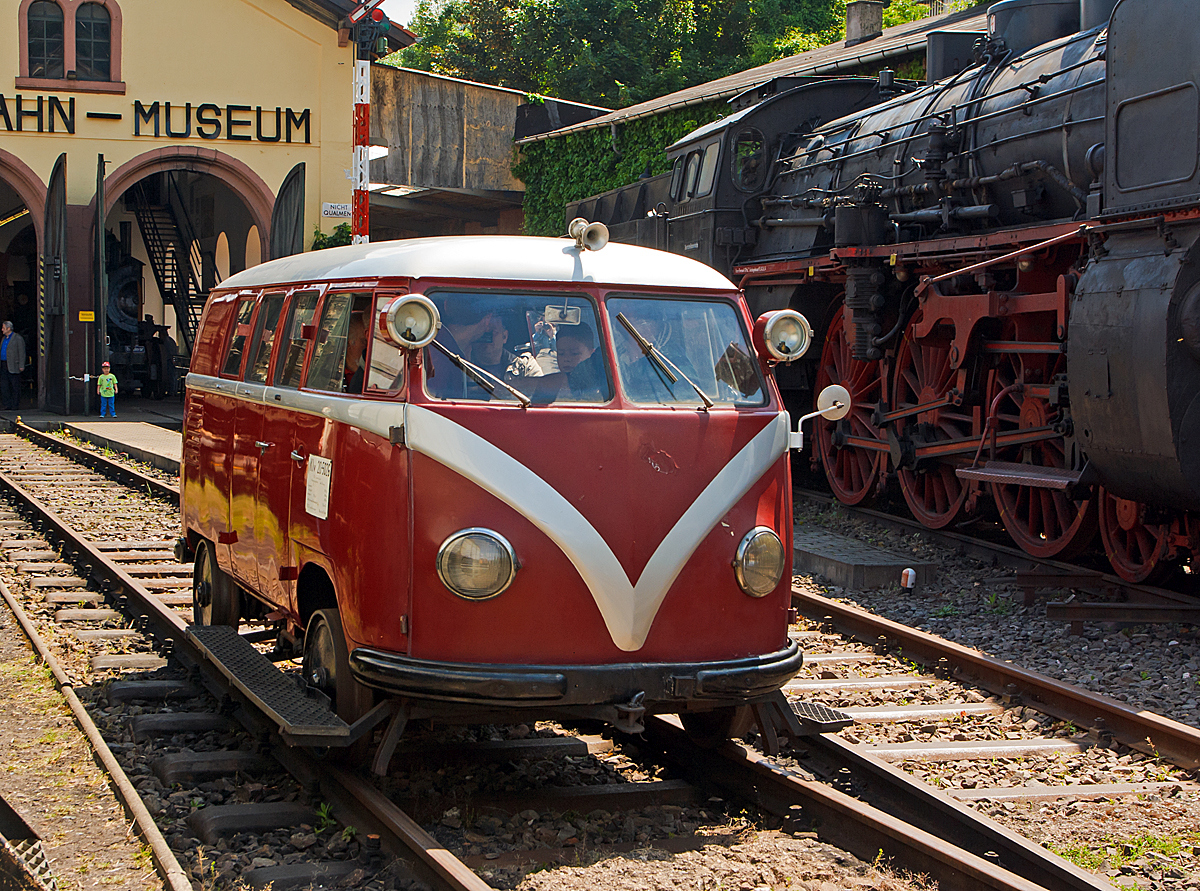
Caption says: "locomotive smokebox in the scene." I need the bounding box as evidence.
[988,0,1080,56]
[1070,228,1200,512]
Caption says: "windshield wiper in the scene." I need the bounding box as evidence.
[616,312,714,411]
[429,339,532,407]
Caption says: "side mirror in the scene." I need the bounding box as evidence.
[788,384,851,451]
[379,293,440,349]
[753,310,813,362]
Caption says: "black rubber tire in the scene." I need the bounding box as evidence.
[192,539,241,628]
[303,609,376,763]
[680,706,755,748]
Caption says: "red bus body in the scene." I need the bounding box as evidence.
[181,236,801,727]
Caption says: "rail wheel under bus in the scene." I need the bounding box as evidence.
[1098,489,1176,584]
[986,343,1097,559]
[303,609,376,762]
[192,539,241,629]
[891,322,975,529]
[814,305,886,505]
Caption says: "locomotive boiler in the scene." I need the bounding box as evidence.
[568,0,1200,582]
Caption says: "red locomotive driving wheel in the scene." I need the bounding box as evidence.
[892,325,973,529]
[814,306,885,505]
[1098,488,1174,584]
[987,350,1097,559]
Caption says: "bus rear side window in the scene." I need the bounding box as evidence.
[245,293,284,383]
[221,297,256,377]
[276,289,319,388]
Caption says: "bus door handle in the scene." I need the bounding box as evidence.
[254,441,273,454]
[290,450,306,463]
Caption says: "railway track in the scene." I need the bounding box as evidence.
[0,425,1195,891]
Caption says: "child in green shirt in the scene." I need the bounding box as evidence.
[97,361,118,418]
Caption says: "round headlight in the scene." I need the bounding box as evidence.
[437,528,517,600]
[734,527,786,597]
[757,310,813,362]
[381,293,440,349]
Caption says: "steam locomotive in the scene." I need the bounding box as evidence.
[567,0,1200,583]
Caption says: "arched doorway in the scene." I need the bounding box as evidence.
[101,159,265,396]
[0,151,46,409]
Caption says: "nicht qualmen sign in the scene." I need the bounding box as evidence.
[0,94,313,144]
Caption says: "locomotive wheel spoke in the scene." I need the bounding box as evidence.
[988,347,1097,559]
[815,308,883,506]
[894,328,971,529]
[1098,488,1174,584]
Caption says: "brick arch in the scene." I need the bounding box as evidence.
[0,149,46,246]
[97,146,274,258]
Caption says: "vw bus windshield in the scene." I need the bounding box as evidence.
[425,292,612,404]
[606,296,765,406]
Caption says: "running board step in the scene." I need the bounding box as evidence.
[187,624,351,745]
[791,700,854,733]
[955,460,1081,490]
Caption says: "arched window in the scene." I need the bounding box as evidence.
[75,2,110,81]
[28,1,64,79]
[18,0,123,91]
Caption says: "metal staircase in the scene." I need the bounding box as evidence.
[128,174,213,351]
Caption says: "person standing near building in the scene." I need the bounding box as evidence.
[0,321,26,411]
[97,361,119,418]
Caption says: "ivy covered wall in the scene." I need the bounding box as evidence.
[513,102,726,236]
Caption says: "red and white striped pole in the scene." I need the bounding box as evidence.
[352,49,370,244]
[348,0,386,244]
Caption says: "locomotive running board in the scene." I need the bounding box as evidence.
[955,460,1082,490]
[187,625,362,747]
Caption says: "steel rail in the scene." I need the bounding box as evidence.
[0,455,489,891]
[791,588,1200,769]
[642,716,1109,891]
[11,421,179,504]
[0,576,193,891]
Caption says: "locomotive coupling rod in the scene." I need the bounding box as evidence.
[926,224,1090,285]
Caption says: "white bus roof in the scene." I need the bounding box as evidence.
[218,236,738,292]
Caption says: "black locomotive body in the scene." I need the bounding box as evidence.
[567,0,1200,582]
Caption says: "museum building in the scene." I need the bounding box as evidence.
[0,0,412,410]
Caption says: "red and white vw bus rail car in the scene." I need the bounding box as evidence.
[181,228,824,751]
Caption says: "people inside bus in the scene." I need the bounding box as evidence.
[467,316,543,382]
[344,313,368,394]
[612,306,699,403]
[553,322,605,401]
[428,295,500,398]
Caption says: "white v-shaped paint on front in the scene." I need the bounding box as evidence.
[404,405,788,651]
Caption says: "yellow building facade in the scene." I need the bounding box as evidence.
[0,0,395,410]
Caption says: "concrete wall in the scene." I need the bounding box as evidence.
[371,66,525,191]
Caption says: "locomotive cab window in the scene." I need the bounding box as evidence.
[425,291,610,404]
[607,295,765,406]
[695,142,720,197]
[669,156,685,200]
[732,128,767,192]
[220,295,257,378]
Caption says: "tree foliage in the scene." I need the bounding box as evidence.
[392,0,931,108]
[514,103,725,235]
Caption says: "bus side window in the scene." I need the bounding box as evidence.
[306,293,353,392]
[244,292,285,383]
[220,296,257,377]
[366,294,406,393]
[275,289,320,388]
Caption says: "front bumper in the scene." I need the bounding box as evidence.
[349,639,802,708]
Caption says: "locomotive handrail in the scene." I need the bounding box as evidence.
[924,224,1089,285]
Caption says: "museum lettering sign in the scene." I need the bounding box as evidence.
[0,94,313,144]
